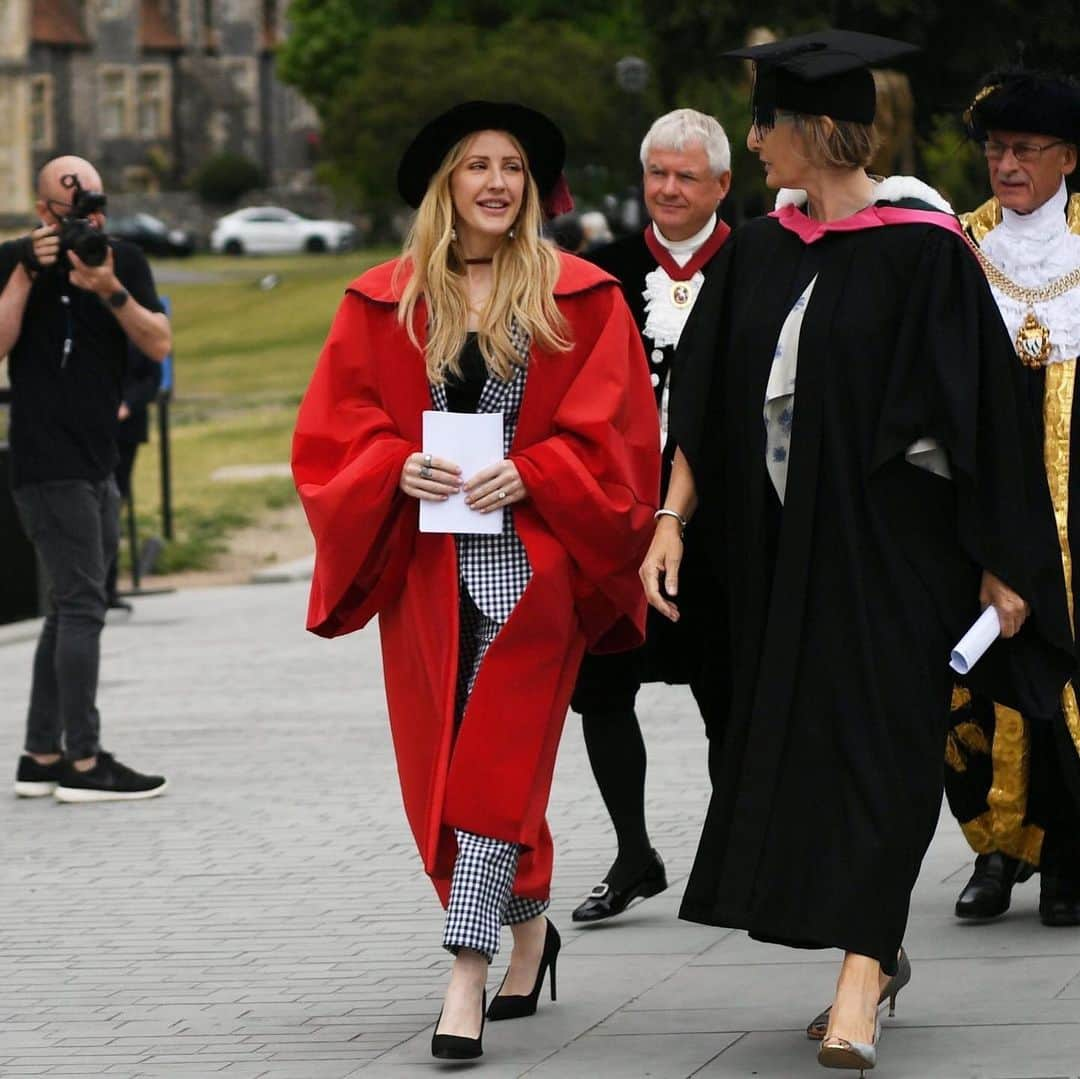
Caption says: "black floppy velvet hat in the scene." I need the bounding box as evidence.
[724,29,918,127]
[396,100,567,209]
[965,68,1080,144]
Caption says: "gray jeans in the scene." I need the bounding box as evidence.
[13,478,120,760]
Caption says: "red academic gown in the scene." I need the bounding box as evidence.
[292,251,660,904]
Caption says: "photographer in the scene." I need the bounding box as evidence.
[0,155,170,803]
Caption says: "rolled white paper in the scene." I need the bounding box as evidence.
[949,606,1002,675]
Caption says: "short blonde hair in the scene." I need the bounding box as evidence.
[780,111,879,170]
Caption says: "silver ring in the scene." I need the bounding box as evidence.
[497,490,507,501]
[420,465,432,479]
[423,453,433,468]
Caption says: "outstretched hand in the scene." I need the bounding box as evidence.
[640,518,684,622]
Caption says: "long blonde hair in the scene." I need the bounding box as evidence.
[396,132,570,384]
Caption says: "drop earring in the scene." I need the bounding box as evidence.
[451,226,458,241]
[508,226,516,240]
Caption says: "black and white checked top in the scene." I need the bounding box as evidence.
[429,324,532,625]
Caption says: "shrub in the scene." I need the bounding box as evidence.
[192,153,264,205]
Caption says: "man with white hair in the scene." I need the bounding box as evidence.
[570,108,732,924]
[945,68,1080,928]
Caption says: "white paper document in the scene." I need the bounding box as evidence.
[419,410,504,535]
[949,606,1002,675]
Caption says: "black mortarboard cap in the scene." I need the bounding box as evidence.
[965,68,1080,145]
[724,29,919,128]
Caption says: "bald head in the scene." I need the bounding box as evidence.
[36,156,104,219]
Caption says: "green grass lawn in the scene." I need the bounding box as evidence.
[131,249,395,571]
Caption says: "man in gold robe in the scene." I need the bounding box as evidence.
[947,68,1080,926]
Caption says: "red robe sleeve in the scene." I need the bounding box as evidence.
[512,285,660,652]
[292,291,419,637]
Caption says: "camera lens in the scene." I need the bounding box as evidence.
[59,219,110,268]
[74,229,109,267]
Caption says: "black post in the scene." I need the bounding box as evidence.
[158,393,173,541]
[126,487,141,590]
[157,294,175,542]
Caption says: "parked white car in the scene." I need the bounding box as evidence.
[210,206,356,255]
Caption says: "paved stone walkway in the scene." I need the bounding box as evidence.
[1,581,1078,1078]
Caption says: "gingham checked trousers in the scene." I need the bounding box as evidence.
[442,589,548,960]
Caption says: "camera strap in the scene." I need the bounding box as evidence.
[15,235,43,275]
[60,292,73,368]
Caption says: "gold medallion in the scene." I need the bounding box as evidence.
[1015,309,1052,368]
[670,282,692,308]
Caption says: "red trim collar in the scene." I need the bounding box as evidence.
[643,219,732,281]
[348,251,617,304]
[769,202,964,245]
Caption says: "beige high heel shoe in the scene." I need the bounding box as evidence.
[818,1014,880,1075]
[806,947,910,1040]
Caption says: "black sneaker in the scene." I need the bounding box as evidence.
[14,754,65,798]
[54,751,167,803]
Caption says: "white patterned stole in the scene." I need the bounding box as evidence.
[764,277,817,503]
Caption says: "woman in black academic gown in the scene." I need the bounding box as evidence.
[641,29,1074,1074]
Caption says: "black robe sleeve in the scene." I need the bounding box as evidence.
[668,239,734,485]
[879,228,1073,717]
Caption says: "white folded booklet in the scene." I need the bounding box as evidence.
[419,410,504,535]
[949,606,1001,675]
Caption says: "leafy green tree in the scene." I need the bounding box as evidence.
[644,0,1080,125]
[288,17,657,210]
[278,0,647,110]
[279,0,1080,216]
[919,114,988,213]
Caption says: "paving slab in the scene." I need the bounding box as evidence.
[1,580,1079,1078]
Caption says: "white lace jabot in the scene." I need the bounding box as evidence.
[641,214,717,349]
[980,181,1080,365]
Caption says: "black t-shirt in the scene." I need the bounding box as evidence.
[445,333,487,414]
[0,237,165,487]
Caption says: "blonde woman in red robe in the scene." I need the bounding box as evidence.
[292,101,659,1062]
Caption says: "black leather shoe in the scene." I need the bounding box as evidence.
[955,852,1033,920]
[571,849,667,923]
[1040,873,1080,926]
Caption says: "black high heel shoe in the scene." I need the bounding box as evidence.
[431,989,486,1060]
[486,919,560,1021]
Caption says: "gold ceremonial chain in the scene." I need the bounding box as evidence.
[963,233,1080,302]
[963,232,1080,367]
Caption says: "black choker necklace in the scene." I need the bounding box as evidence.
[464,257,494,265]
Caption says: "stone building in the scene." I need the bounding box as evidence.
[0,0,319,223]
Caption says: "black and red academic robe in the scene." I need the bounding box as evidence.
[671,200,1074,973]
[575,221,731,710]
[292,252,660,904]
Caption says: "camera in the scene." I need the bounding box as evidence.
[16,172,112,275]
[56,173,110,268]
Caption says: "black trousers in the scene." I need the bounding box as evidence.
[571,636,728,781]
[14,478,120,760]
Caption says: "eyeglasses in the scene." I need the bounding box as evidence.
[982,138,1068,163]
